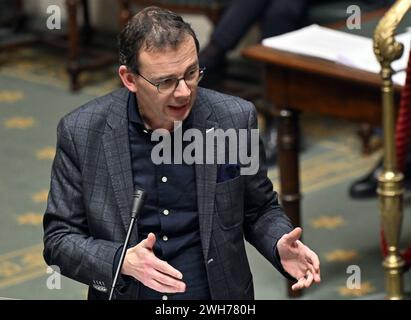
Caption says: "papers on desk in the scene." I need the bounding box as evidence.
[262,24,411,86]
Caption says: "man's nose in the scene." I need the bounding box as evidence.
[174,79,191,97]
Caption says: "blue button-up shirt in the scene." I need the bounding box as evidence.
[127,92,210,300]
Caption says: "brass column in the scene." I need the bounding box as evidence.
[373,0,410,300]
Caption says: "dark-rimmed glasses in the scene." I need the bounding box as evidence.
[137,67,205,94]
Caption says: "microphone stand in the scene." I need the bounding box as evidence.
[109,189,146,300]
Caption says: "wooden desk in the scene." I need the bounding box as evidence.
[242,44,401,297]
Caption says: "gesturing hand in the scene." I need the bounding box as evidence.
[277,227,321,291]
[121,233,186,293]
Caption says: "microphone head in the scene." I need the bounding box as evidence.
[133,188,146,200]
[131,188,146,218]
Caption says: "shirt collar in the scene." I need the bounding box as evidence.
[128,91,145,128]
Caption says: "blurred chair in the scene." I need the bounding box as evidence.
[0,0,116,92]
[63,0,116,91]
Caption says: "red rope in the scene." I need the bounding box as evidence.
[381,49,411,268]
[396,51,411,172]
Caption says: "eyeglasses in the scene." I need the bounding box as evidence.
[136,67,205,94]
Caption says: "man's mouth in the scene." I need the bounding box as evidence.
[168,103,188,110]
[167,103,190,117]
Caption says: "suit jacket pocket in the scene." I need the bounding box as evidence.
[215,176,244,230]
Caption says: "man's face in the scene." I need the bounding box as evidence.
[133,36,199,131]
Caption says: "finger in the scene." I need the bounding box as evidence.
[316,266,321,282]
[147,279,184,294]
[291,277,305,291]
[307,249,321,272]
[302,259,320,284]
[153,258,183,280]
[305,250,321,281]
[152,270,186,292]
[305,263,316,280]
[296,242,320,273]
[285,227,302,244]
[303,271,314,288]
[141,233,156,249]
[309,261,321,283]
[304,262,321,284]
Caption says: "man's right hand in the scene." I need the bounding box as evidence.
[121,232,186,293]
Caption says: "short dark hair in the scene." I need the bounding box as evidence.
[118,6,200,73]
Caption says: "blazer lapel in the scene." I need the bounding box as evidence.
[102,89,135,241]
[193,97,218,260]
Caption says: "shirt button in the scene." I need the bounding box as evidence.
[163,209,169,216]
[162,295,168,300]
[162,235,168,242]
[143,129,148,133]
[161,176,167,183]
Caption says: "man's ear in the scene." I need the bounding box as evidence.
[118,65,138,92]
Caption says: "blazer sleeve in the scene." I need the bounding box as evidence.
[242,103,295,280]
[43,117,123,292]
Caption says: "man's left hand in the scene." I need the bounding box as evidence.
[277,227,321,290]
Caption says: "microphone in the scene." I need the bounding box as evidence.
[109,188,146,300]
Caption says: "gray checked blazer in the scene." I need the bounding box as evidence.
[43,87,293,300]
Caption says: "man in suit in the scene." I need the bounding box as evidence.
[43,6,320,300]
